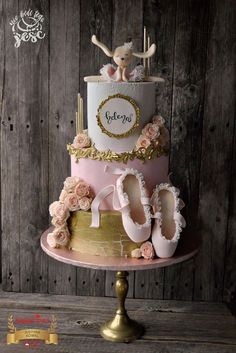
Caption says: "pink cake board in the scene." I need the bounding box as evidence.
[41,228,200,271]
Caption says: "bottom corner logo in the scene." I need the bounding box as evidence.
[6,314,58,346]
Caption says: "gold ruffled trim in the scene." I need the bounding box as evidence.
[97,94,140,139]
[67,143,168,164]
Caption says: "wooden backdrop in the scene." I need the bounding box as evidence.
[0,0,235,302]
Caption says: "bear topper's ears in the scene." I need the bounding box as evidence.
[91,34,156,59]
[133,44,156,58]
[91,35,114,57]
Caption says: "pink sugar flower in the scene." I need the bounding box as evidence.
[152,115,165,126]
[52,226,70,247]
[64,193,80,212]
[131,248,142,258]
[142,123,160,141]
[59,189,68,202]
[47,233,58,248]
[53,202,70,222]
[63,176,80,193]
[75,181,90,199]
[49,201,60,217]
[136,135,151,150]
[51,217,67,228]
[79,197,92,211]
[140,241,155,260]
[73,133,91,149]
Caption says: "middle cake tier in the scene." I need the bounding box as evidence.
[71,156,169,210]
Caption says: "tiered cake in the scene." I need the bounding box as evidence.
[47,33,186,260]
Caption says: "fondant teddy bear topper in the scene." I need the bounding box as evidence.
[92,35,155,82]
[84,35,164,83]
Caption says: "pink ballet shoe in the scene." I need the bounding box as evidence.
[90,166,152,243]
[115,167,152,243]
[151,183,186,258]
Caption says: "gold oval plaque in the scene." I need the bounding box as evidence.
[97,94,140,138]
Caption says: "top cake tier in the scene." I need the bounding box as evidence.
[87,81,156,153]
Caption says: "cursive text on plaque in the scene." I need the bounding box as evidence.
[105,111,133,125]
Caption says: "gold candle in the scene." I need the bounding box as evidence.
[79,96,83,132]
[143,26,147,70]
[75,111,78,135]
[147,36,150,76]
[76,93,81,134]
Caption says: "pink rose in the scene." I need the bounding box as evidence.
[140,241,155,259]
[136,135,151,150]
[63,176,80,193]
[53,202,70,222]
[59,189,68,202]
[79,197,92,211]
[52,226,70,247]
[152,115,165,126]
[64,192,80,211]
[47,233,58,248]
[75,181,90,198]
[142,123,160,141]
[158,126,170,147]
[49,201,60,217]
[51,217,67,228]
[131,248,142,258]
[73,133,91,149]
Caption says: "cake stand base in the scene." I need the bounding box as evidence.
[41,228,201,342]
[100,271,144,343]
[100,315,144,343]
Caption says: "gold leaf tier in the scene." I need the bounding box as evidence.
[68,211,141,257]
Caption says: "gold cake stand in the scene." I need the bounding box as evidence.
[41,228,200,343]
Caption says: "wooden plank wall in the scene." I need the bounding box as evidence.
[0,0,235,302]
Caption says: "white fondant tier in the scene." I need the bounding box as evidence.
[87,82,156,153]
[71,156,169,210]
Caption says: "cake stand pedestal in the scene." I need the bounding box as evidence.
[100,270,144,342]
[41,228,200,343]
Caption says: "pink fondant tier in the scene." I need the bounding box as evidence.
[71,156,169,210]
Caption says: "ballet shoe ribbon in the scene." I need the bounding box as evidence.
[90,184,129,228]
[174,212,186,228]
[104,165,126,175]
[90,185,115,228]
[152,211,162,221]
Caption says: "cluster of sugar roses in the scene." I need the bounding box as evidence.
[135,115,169,151]
[131,241,155,260]
[47,177,93,248]
[72,130,91,149]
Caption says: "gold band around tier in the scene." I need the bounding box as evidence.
[67,143,168,164]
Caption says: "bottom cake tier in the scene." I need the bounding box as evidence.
[68,210,141,257]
